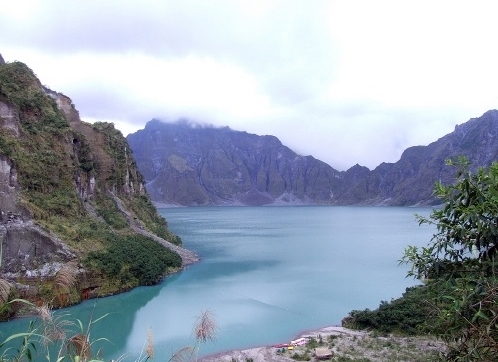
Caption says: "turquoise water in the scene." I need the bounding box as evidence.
[0,206,435,360]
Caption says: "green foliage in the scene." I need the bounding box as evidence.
[334,357,372,362]
[1,302,219,362]
[93,193,128,230]
[0,60,184,302]
[0,61,81,220]
[125,195,182,244]
[405,159,498,280]
[0,61,69,135]
[92,121,132,188]
[344,285,436,335]
[73,133,95,172]
[291,351,311,360]
[0,301,111,362]
[85,233,182,285]
[0,128,18,157]
[401,158,498,361]
[306,336,321,349]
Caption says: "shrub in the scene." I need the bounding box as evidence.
[343,285,434,335]
[402,158,498,360]
[85,233,182,285]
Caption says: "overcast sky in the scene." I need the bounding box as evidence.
[1,1,497,171]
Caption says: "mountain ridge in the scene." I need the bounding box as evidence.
[128,110,498,206]
[0,58,197,316]
[128,120,342,206]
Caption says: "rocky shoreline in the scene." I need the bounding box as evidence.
[199,326,445,362]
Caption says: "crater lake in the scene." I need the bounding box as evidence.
[0,206,436,361]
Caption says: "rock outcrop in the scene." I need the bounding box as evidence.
[336,110,498,205]
[128,121,342,205]
[0,58,197,310]
[128,110,498,206]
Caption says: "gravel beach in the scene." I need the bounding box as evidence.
[199,326,445,362]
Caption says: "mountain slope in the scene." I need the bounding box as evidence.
[337,110,498,205]
[0,58,197,314]
[128,120,343,205]
[128,111,498,206]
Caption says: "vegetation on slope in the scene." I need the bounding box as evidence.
[346,158,498,361]
[0,61,80,218]
[343,285,436,335]
[85,232,182,286]
[0,60,182,307]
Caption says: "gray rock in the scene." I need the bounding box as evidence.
[129,110,498,206]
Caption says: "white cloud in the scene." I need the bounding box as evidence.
[0,0,497,170]
[327,1,498,109]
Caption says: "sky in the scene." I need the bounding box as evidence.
[1,1,497,171]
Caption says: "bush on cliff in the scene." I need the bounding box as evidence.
[85,233,182,286]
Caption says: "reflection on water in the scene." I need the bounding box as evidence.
[1,206,435,361]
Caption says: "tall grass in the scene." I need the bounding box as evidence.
[0,279,12,305]
[193,310,218,362]
[0,294,218,361]
[1,264,220,361]
[53,259,79,307]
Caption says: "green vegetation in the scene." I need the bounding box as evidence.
[347,158,498,361]
[0,62,81,219]
[124,194,182,244]
[343,285,436,335]
[402,158,498,361]
[289,336,325,361]
[0,60,183,306]
[93,192,129,230]
[0,62,68,135]
[85,233,182,286]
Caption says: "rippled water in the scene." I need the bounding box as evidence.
[0,206,435,360]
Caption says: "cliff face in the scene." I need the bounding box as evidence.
[128,111,498,206]
[127,120,343,205]
[336,110,498,205]
[0,59,197,311]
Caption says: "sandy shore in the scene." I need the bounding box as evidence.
[199,325,445,362]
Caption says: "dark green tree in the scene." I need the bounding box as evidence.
[402,157,498,361]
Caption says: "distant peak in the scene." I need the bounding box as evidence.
[0,53,5,65]
[480,109,498,120]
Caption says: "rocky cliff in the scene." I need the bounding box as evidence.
[0,58,197,314]
[336,110,498,205]
[128,120,342,205]
[128,110,498,206]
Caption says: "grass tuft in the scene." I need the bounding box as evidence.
[194,310,218,343]
[146,327,154,360]
[0,278,12,305]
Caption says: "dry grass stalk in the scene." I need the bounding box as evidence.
[169,346,195,362]
[194,310,217,343]
[37,303,52,322]
[146,327,154,359]
[67,333,91,361]
[37,304,71,343]
[0,277,12,304]
[54,259,79,294]
[53,259,79,307]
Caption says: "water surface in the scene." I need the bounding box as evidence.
[0,206,435,360]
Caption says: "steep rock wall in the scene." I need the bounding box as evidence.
[129,111,498,206]
[0,59,197,312]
